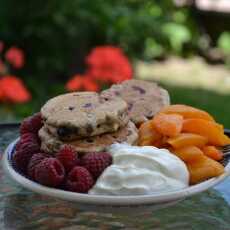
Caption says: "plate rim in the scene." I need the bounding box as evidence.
[3,138,230,206]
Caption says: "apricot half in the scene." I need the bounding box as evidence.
[202,146,223,161]
[152,113,183,137]
[182,119,230,146]
[138,120,162,146]
[172,146,204,163]
[187,155,224,184]
[160,104,215,121]
[167,133,208,149]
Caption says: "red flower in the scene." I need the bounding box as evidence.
[66,75,82,91]
[82,77,100,91]
[0,86,4,101]
[0,41,4,53]
[66,74,99,92]
[86,46,132,84]
[5,47,25,69]
[0,75,31,103]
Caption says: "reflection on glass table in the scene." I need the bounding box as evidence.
[0,124,230,230]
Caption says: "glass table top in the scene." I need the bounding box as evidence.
[0,124,230,230]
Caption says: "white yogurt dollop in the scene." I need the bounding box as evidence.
[89,143,189,196]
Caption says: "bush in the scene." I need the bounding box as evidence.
[0,0,223,120]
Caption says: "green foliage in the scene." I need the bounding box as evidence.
[144,38,164,59]
[162,22,191,53]
[217,31,230,66]
[0,0,227,120]
[218,32,230,55]
[0,0,197,74]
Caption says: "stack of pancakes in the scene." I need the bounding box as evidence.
[39,80,170,154]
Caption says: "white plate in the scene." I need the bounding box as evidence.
[3,139,230,211]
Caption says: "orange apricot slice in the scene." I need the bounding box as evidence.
[138,120,162,146]
[202,146,223,161]
[187,155,224,185]
[160,104,215,121]
[172,146,204,163]
[222,134,230,145]
[152,113,183,137]
[182,119,230,146]
[167,133,208,149]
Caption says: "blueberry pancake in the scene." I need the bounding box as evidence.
[39,121,138,154]
[41,92,129,140]
[101,80,170,125]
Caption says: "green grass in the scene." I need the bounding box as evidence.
[163,84,230,128]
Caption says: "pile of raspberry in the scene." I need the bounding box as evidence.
[13,113,112,193]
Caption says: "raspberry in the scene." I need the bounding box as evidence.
[16,133,40,151]
[20,112,43,135]
[56,145,79,172]
[66,166,94,193]
[81,152,112,179]
[13,141,41,173]
[27,153,49,179]
[21,132,39,142]
[34,158,65,187]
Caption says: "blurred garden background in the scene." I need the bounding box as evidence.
[0,0,230,126]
